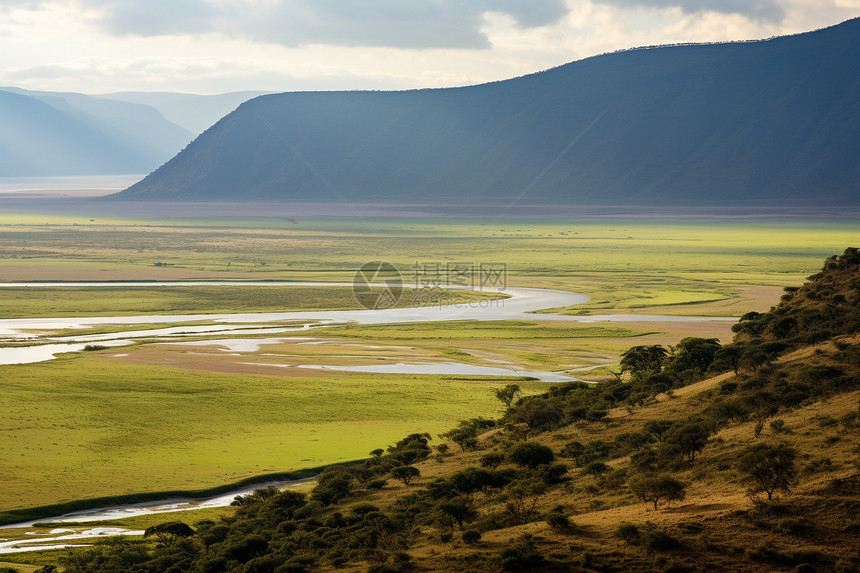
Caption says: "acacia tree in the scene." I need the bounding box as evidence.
[713,344,744,375]
[504,480,547,525]
[664,423,710,462]
[511,397,564,431]
[748,391,779,438]
[560,441,586,465]
[644,420,674,442]
[669,337,721,374]
[620,345,668,377]
[629,475,687,510]
[143,521,196,545]
[391,465,421,485]
[737,442,797,500]
[495,384,521,410]
[508,442,555,469]
[438,496,477,530]
[442,426,478,451]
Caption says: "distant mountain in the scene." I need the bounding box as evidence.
[117,18,860,204]
[96,91,271,134]
[0,88,193,177]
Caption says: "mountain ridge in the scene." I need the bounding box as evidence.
[117,18,860,204]
[0,87,193,177]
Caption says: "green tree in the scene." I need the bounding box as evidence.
[669,337,721,374]
[495,383,521,410]
[664,423,710,462]
[442,426,478,451]
[311,470,354,505]
[748,391,779,438]
[737,442,797,500]
[560,440,586,464]
[511,397,564,431]
[620,345,668,376]
[644,420,674,442]
[143,521,195,544]
[713,344,744,375]
[439,496,477,530]
[504,480,547,525]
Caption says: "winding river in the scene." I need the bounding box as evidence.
[0,281,736,545]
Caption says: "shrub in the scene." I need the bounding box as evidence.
[311,470,355,505]
[560,440,586,464]
[770,419,789,433]
[351,503,380,515]
[367,479,387,490]
[643,530,682,551]
[545,512,572,532]
[537,463,569,484]
[775,518,810,535]
[462,530,482,545]
[480,452,505,470]
[615,523,640,544]
[499,540,546,572]
[583,461,610,476]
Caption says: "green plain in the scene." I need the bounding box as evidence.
[0,286,504,318]
[0,352,545,511]
[0,214,858,516]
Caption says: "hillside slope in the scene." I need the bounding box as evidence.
[117,18,860,204]
[0,88,193,177]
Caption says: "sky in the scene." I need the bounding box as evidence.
[0,0,858,95]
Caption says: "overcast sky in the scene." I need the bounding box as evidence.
[1,0,858,94]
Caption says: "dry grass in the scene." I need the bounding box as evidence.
[301,343,860,573]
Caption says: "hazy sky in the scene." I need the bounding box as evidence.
[1,0,858,94]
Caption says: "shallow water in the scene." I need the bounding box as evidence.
[0,284,735,365]
[296,361,579,382]
[0,478,313,544]
[0,527,142,554]
[0,282,737,539]
[0,340,133,365]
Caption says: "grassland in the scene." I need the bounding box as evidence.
[0,286,504,318]
[0,315,733,513]
[0,351,549,511]
[6,340,858,573]
[0,211,856,530]
[0,217,856,316]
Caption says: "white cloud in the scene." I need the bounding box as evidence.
[8,0,571,49]
[593,0,785,22]
[0,0,857,93]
